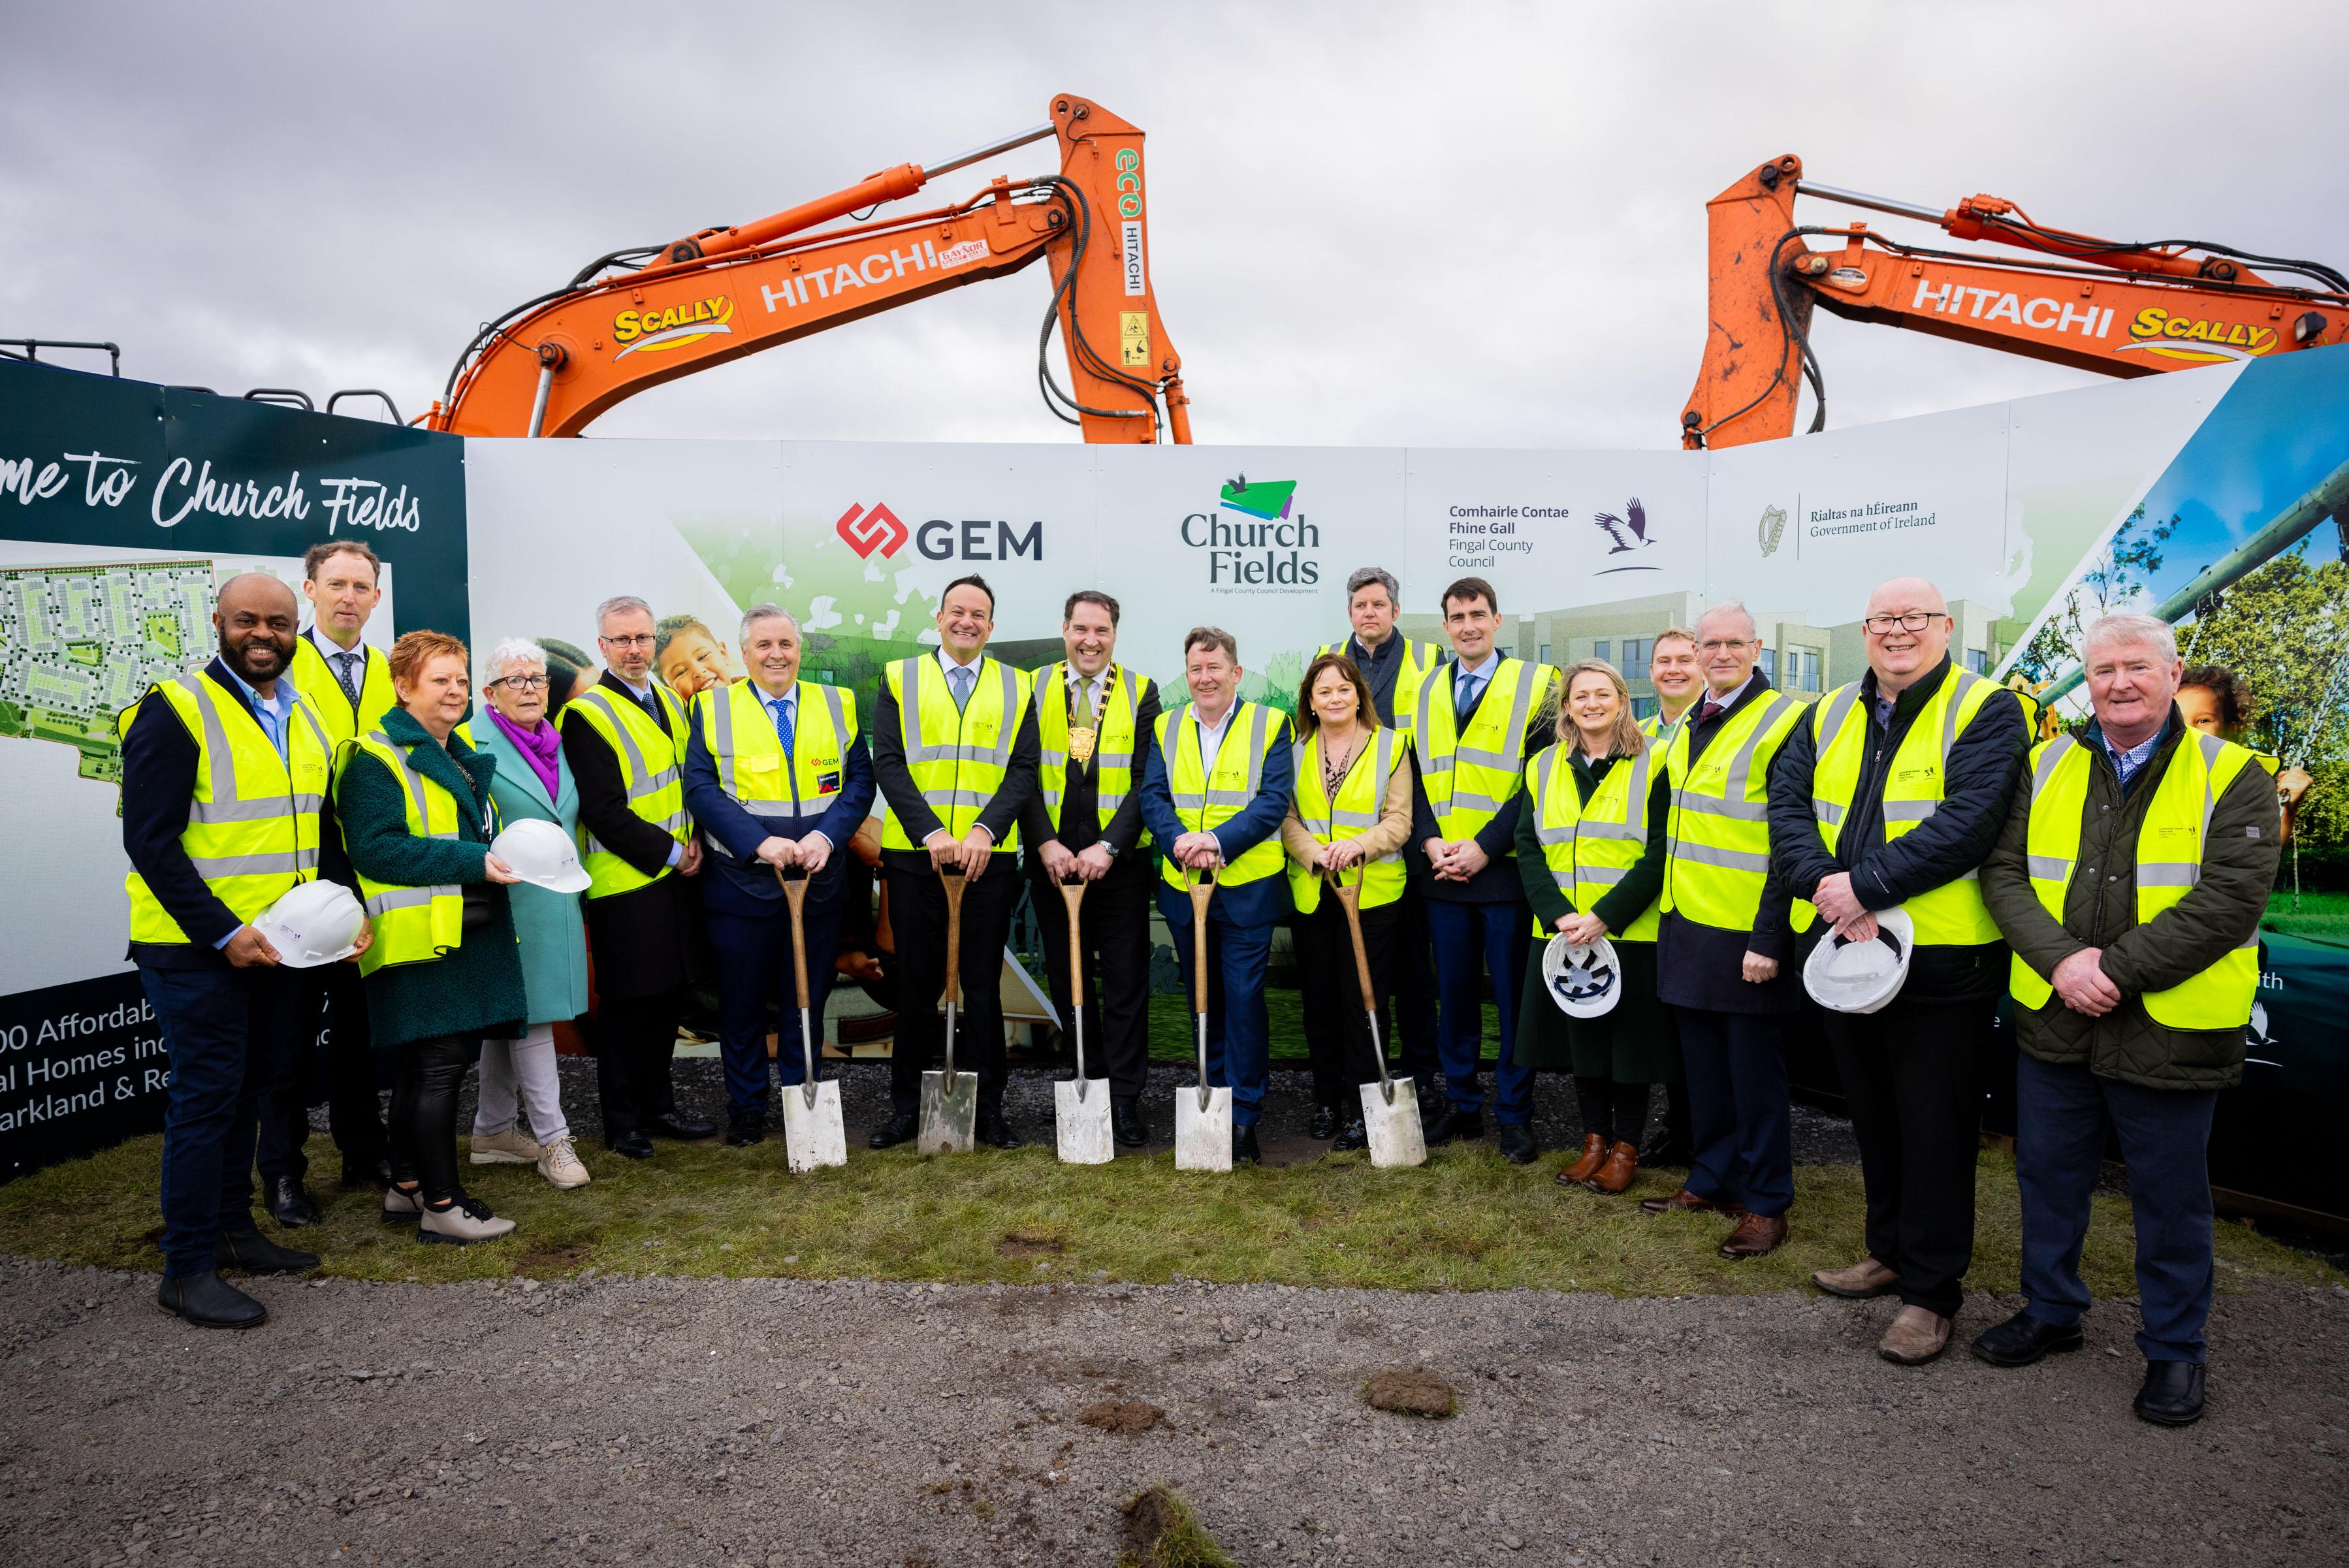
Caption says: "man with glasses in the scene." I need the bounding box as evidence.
[560,595,714,1160]
[1770,579,2028,1362]
[1644,600,1805,1258]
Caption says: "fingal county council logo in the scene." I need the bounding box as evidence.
[835,502,910,559]
[1758,504,1788,557]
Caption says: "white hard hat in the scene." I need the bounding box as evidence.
[252,881,368,968]
[1541,932,1622,1019]
[1802,906,1915,1015]
[490,818,591,893]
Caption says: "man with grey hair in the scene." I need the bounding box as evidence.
[560,594,713,1159]
[684,603,872,1145]
[1976,611,2278,1426]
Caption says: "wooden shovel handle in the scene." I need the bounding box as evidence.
[1328,868,1377,1015]
[1187,867,1215,1016]
[940,867,966,1009]
[776,867,812,1010]
[1059,878,1086,1015]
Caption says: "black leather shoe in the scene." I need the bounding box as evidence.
[868,1112,919,1150]
[979,1113,1025,1151]
[1495,1124,1538,1164]
[1637,1130,1691,1168]
[724,1117,767,1147]
[1309,1104,1339,1141]
[215,1228,319,1275]
[2135,1360,2206,1426]
[340,1155,394,1190]
[607,1131,656,1160]
[1233,1125,1262,1166]
[1969,1308,2086,1368]
[1111,1100,1147,1148]
[1332,1118,1369,1152]
[1422,1106,1486,1146]
[157,1270,267,1329]
[647,1112,717,1141]
[265,1176,319,1228]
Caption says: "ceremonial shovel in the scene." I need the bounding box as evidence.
[776,867,846,1173]
[1173,867,1234,1172]
[917,865,980,1153]
[1052,876,1113,1164]
[1328,866,1426,1169]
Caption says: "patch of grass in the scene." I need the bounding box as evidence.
[1,1132,2337,1298]
[1119,1484,1235,1568]
[2265,889,2349,941]
[1145,989,1502,1063]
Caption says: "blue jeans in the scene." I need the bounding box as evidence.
[139,964,310,1277]
[707,899,841,1119]
[1164,902,1274,1127]
[1674,1007,1794,1217]
[1424,899,1533,1123]
[2015,1051,2219,1363]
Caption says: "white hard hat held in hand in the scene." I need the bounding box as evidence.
[1803,905,1914,1015]
[1543,932,1622,1019]
[252,881,369,968]
[490,819,592,893]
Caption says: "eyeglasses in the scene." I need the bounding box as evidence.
[601,633,656,649]
[1862,612,1948,635]
[490,675,549,692]
[1696,639,1753,653]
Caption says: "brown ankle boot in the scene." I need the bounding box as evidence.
[1583,1141,1638,1194]
[1557,1132,1607,1187]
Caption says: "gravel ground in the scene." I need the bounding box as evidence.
[5,1257,2345,1567]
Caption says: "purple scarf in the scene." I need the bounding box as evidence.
[489,707,563,800]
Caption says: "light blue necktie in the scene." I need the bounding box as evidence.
[1454,670,1485,716]
[949,665,975,711]
[769,697,795,763]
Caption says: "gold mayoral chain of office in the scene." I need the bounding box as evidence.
[1066,665,1115,767]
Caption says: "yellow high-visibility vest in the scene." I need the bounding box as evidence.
[1317,637,1446,713]
[291,632,395,757]
[1288,725,1409,914]
[694,677,857,829]
[560,682,691,899]
[1155,701,1288,890]
[1405,656,1558,844]
[338,729,490,975]
[1660,688,1813,932]
[1794,667,2004,945]
[2009,729,2261,1029]
[1034,661,1153,848]
[879,655,1034,853]
[120,672,332,946]
[1529,741,1661,941]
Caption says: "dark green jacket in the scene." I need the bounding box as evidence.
[1979,708,2279,1091]
[338,709,527,1051]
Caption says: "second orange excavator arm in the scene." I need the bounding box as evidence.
[1682,154,2349,450]
[428,95,1189,443]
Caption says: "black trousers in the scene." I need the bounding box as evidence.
[1296,895,1399,1109]
[887,859,1018,1117]
[1029,859,1153,1103]
[258,963,389,1185]
[593,987,685,1139]
[1390,886,1442,1089]
[389,1032,478,1205]
[1823,993,1989,1318]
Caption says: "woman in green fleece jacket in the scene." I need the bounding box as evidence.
[337,630,528,1245]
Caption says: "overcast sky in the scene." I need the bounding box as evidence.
[7,1,2344,450]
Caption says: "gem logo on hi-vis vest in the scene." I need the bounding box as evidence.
[612,295,737,360]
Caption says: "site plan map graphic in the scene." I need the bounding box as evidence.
[0,558,213,789]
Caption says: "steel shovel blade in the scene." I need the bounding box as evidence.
[918,1069,978,1155]
[1359,1077,1428,1169]
[780,1080,847,1173]
[1053,1077,1115,1165]
[1174,1085,1234,1172]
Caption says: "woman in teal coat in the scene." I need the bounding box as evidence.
[470,638,594,1189]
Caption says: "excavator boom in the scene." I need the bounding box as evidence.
[430,95,1188,443]
[1682,154,2349,449]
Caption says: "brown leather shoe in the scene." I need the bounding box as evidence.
[1556,1133,1607,1187]
[1638,1187,1742,1216]
[1583,1141,1638,1194]
[1811,1256,1900,1300]
[1878,1305,1953,1365]
[1718,1211,1788,1258]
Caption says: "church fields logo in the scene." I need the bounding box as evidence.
[1178,475,1322,592]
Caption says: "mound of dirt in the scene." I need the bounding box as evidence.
[1363,1367,1455,1417]
[1080,1398,1165,1434]
[1119,1484,1235,1568]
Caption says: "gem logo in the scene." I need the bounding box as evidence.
[835,502,909,559]
[611,295,736,360]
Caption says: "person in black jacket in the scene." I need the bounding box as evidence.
[1768,579,2026,1363]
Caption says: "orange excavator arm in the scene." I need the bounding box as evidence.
[1681,154,2349,449]
[426,95,1189,443]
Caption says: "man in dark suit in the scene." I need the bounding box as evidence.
[682,605,874,1145]
[1021,590,1163,1147]
[559,594,715,1160]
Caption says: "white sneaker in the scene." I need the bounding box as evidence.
[537,1134,591,1190]
[419,1197,517,1245]
[382,1185,423,1224]
[470,1127,541,1165]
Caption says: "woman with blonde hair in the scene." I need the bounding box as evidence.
[1512,657,1675,1194]
[1281,653,1416,1149]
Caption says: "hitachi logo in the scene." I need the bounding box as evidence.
[1911,280,2113,339]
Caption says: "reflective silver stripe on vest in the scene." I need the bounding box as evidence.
[1294,728,1396,837]
[1578,746,1654,843]
[899,658,1019,769]
[1162,704,1271,821]
[1883,800,1940,822]
[363,884,456,917]
[363,731,462,842]
[1680,694,1793,821]
[575,689,681,799]
[1452,664,1542,771]
[1812,682,1862,753]
[1579,865,1627,888]
[177,673,326,825]
[2026,855,2072,880]
[1666,840,1772,874]
[1813,801,1845,825]
[2024,734,2082,883]
[1531,748,1572,846]
[187,849,319,878]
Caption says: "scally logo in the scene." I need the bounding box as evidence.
[612,295,736,360]
[835,502,909,559]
